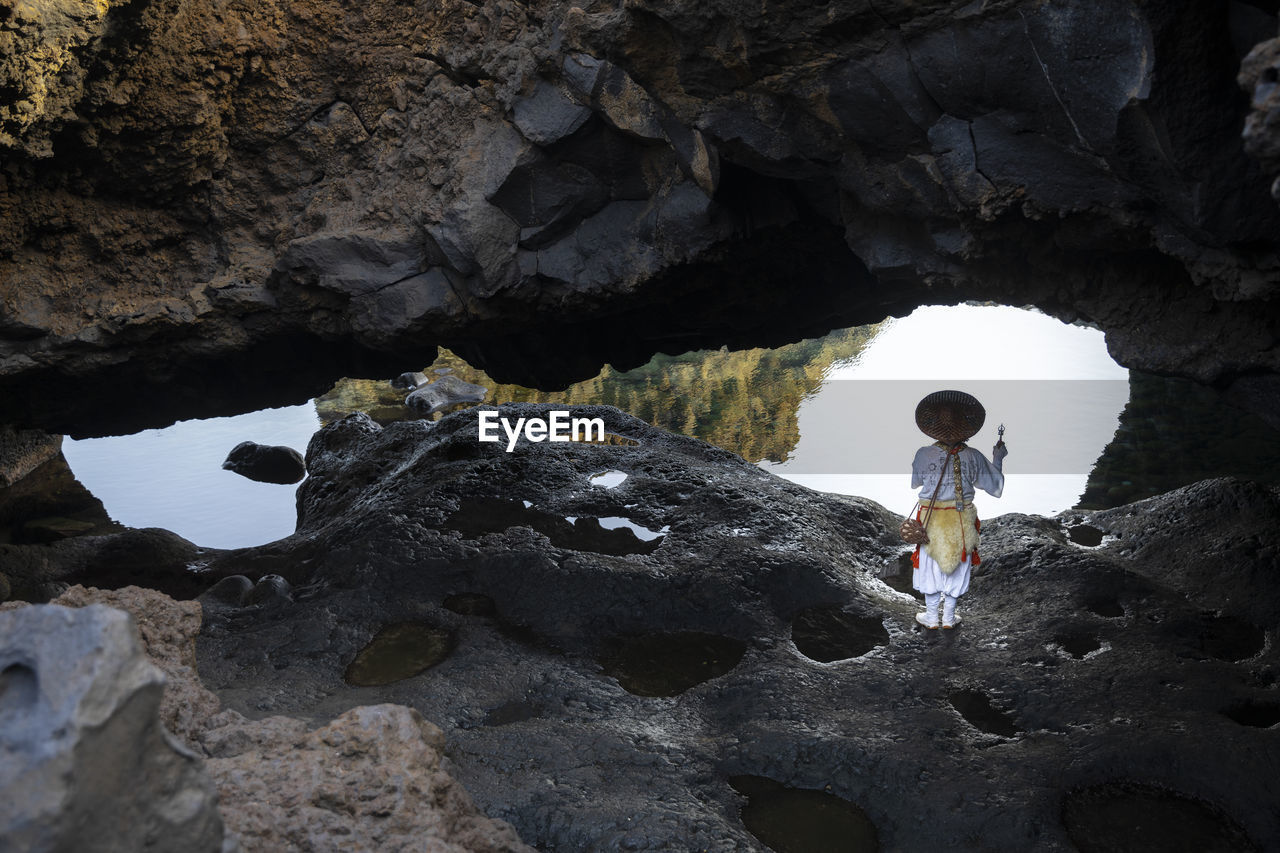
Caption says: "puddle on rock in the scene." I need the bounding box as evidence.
[729,775,880,853]
[344,622,456,687]
[948,689,1022,737]
[444,497,665,555]
[878,553,917,596]
[443,592,498,617]
[1176,613,1266,662]
[1055,633,1103,659]
[1221,700,1280,728]
[791,606,889,662]
[589,470,628,489]
[594,515,667,541]
[1062,782,1258,852]
[599,631,747,697]
[1067,524,1105,546]
[482,699,543,727]
[1084,596,1125,618]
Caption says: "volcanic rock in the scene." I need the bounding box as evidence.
[391,370,429,390]
[0,426,61,487]
[0,449,118,547]
[203,705,535,853]
[0,1,1278,435]
[405,374,490,416]
[221,441,307,485]
[0,603,228,853]
[1240,28,1280,200]
[1,584,536,853]
[15,585,228,745]
[0,526,212,603]
[193,405,1280,849]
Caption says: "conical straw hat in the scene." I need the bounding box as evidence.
[915,390,986,443]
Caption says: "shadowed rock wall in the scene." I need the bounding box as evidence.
[1,0,1277,435]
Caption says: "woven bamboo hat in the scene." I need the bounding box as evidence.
[915,390,986,443]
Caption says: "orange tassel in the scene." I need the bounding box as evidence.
[911,547,920,569]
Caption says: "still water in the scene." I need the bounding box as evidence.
[62,405,320,550]
[60,305,1278,549]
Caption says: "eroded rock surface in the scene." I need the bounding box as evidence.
[0,425,61,487]
[1,584,534,853]
[0,525,213,603]
[405,373,490,416]
[193,405,1280,850]
[203,705,535,853]
[1241,26,1280,200]
[0,1,1277,435]
[17,584,228,744]
[0,603,228,853]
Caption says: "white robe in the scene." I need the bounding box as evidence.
[910,444,1004,597]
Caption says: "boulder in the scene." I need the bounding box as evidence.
[221,442,306,485]
[405,374,489,416]
[391,371,429,390]
[0,604,228,853]
[25,585,228,745]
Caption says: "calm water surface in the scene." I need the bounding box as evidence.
[63,405,319,550]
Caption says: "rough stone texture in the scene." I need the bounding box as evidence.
[192,405,1280,850]
[0,0,131,157]
[39,584,225,745]
[0,450,118,548]
[221,441,307,485]
[0,425,61,487]
[1,585,536,852]
[391,370,429,390]
[0,603,228,853]
[0,0,1278,436]
[0,525,214,603]
[202,705,536,853]
[405,373,490,416]
[1240,27,1280,201]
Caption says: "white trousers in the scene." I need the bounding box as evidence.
[913,550,972,598]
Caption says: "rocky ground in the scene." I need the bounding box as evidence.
[168,403,1280,851]
[0,584,534,853]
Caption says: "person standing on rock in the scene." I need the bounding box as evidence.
[909,390,1007,629]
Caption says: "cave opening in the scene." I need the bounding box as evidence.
[36,301,1280,551]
